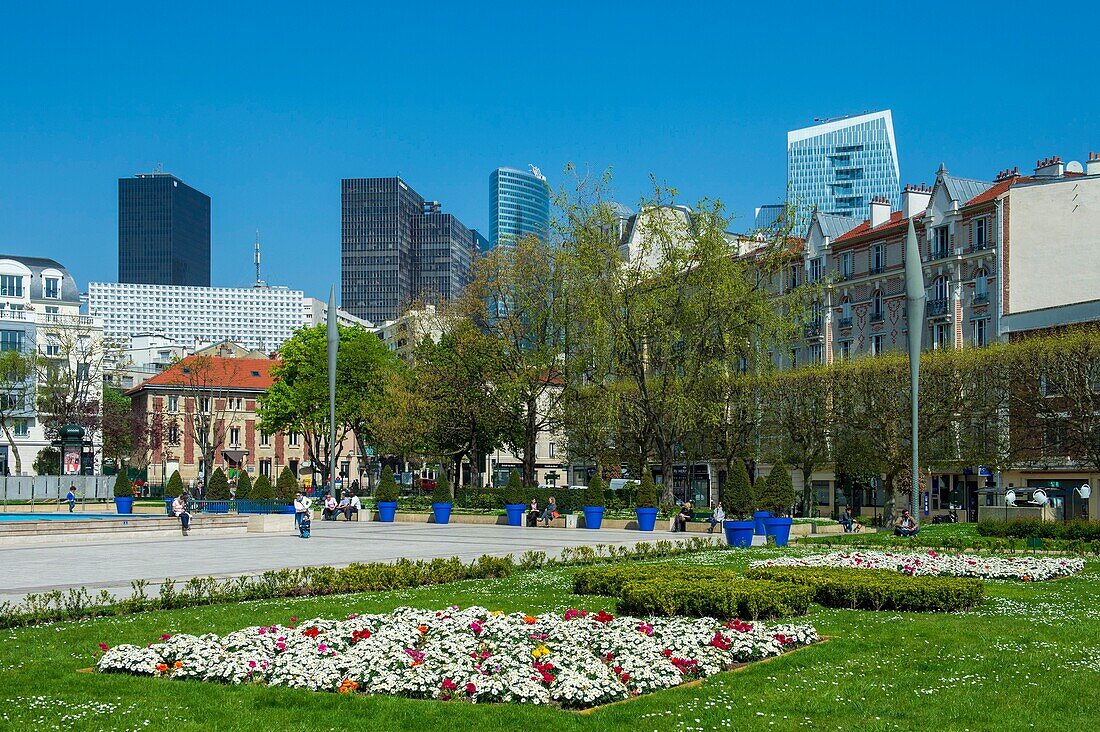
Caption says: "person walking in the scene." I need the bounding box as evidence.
[293,492,312,531]
[65,484,77,513]
[172,493,191,536]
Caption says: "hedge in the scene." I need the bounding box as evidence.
[574,565,728,597]
[616,577,812,620]
[977,519,1100,541]
[744,566,985,612]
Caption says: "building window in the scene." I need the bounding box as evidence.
[839,252,853,279]
[259,459,272,477]
[972,218,988,250]
[974,318,989,347]
[45,334,60,357]
[933,226,950,258]
[974,269,989,302]
[870,333,885,356]
[199,397,210,413]
[288,432,300,447]
[548,442,556,459]
[44,277,60,299]
[807,344,823,364]
[871,290,884,321]
[838,340,852,360]
[808,257,822,282]
[933,275,949,302]
[0,330,25,352]
[788,265,800,290]
[933,322,951,350]
[167,421,180,444]
[0,275,23,297]
[259,431,270,447]
[167,395,179,413]
[229,427,240,447]
[11,418,29,437]
[841,297,852,319]
[814,480,831,506]
[870,244,884,273]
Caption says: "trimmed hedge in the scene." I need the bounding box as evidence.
[163,470,184,498]
[744,566,985,612]
[375,466,399,503]
[235,471,253,499]
[113,471,133,498]
[573,565,811,620]
[251,474,275,501]
[977,519,1100,541]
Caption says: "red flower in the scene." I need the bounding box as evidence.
[97,643,109,652]
[441,678,457,691]
[465,682,477,695]
[593,610,615,623]
[159,634,172,641]
[302,627,321,638]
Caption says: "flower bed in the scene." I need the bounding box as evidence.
[95,605,817,708]
[750,551,1084,582]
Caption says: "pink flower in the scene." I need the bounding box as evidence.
[469,621,483,635]
[248,660,257,669]
[97,643,109,652]
[465,682,477,695]
[159,634,172,641]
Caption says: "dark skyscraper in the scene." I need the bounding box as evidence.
[341,177,474,324]
[118,173,211,286]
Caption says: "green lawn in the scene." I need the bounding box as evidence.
[2,546,1098,731]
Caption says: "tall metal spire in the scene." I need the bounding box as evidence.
[903,218,926,517]
[254,230,262,286]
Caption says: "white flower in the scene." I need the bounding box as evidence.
[751,551,1084,581]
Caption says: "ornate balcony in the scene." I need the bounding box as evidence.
[928,298,950,317]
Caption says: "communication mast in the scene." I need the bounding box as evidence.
[253,229,267,288]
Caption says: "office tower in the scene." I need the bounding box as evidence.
[787,110,900,232]
[489,166,551,248]
[118,172,211,286]
[341,177,475,324]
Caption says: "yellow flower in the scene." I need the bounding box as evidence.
[531,645,550,659]
[490,610,503,616]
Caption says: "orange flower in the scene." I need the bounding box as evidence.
[173,661,183,669]
[418,625,429,634]
[155,663,168,673]
[338,679,359,694]
[523,615,538,625]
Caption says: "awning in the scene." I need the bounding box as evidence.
[222,450,248,465]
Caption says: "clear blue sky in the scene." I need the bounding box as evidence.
[1,2,1097,301]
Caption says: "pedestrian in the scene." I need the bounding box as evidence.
[293,492,311,530]
[893,509,919,537]
[541,496,558,527]
[839,506,855,533]
[706,502,725,533]
[65,483,77,513]
[173,492,191,536]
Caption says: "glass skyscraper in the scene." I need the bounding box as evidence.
[118,173,211,286]
[786,110,900,232]
[341,177,474,324]
[489,167,550,248]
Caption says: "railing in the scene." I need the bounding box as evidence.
[972,293,989,305]
[837,316,853,328]
[931,247,951,260]
[928,298,950,316]
[869,265,886,275]
[870,311,885,323]
[803,321,823,339]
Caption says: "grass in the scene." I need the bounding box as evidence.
[2,545,1099,731]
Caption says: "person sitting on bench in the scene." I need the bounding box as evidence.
[893,509,919,537]
[342,492,361,520]
[322,492,339,521]
[526,498,540,527]
[674,502,693,532]
[839,506,855,533]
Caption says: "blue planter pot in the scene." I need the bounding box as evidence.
[164,497,175,515]
[635,506,659,531]
[432,503,453,525]
[505,503,526,526]
[753,510,772,535]
[723,520,755,548]
[114,496,134,515]
[764,516,794,547]
[582,505,605,529]
[376,501,398,522]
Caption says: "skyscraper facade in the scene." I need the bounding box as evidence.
[118,173,211,286]
[489,167,550,248]
[787,110,900,232]
[341,177,475,324]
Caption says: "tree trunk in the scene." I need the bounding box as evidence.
[523,397,538,486]
[2,425,21,476]
[802,466,815,518]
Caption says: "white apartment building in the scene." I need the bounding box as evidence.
[88,282,305,353]
[302,297,375,330]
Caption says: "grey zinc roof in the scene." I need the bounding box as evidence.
[816,213,862,240]
[942,175,993,205]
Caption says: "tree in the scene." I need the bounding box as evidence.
[100,385,134,471]
[758,462,795,515]
[585,472,606,507]
[33,447,60,476]
[275,466,298,502]
[721,459,754,519]
[0,350,35,475]
[375,465,399,503]
[235,470,253,499]
[251,474,275,501]
[435,465,453,504]
[167,355,241,481]
[206,467,230,501]
[113,470,133,498]
[164,470,184,498]
[259,324,398,489]
[635,469,658,509]
[34,322,106,442]
[761,366,832,516]
[503,469,524,506]
[457,233,567,487]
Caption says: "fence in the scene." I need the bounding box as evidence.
[0,476,117,504]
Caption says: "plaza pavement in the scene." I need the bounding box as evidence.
[0,521,696,605]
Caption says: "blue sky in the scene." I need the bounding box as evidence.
[1,2,1097,301]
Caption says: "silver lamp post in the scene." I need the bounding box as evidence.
[903,219,926,517]
[327,286,339,495]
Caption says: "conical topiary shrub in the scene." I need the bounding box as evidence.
[375,466,399,503]
[635,469,658,509]
[235,470,253,500]
[113,470,133,498]
[759,462,796,516]
[275,466,298,503]
[503,469,524,506]
[206,467,231,501]
[721,461,754,520]
[585,472,606,507]
[435,466,453,504]
[251,473,275,501]
[164,470,184,498]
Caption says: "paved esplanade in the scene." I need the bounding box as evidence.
[0,522,682,605]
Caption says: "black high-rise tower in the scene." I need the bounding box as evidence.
[118,172,211,286]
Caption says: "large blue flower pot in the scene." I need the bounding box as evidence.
[764,516,793,547]
[505,503,526,526]
[376,501,397,522]
[432,502,453,525]
[582,505,605,529]
[635,507,658,531]
[753,511,772,535]
[114,496,134,515]
[164,497,175,515]
[723,520,755,548]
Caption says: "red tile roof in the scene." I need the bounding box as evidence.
[964,175,1033,206]
[832,210,921,245]
[130,356,279,393]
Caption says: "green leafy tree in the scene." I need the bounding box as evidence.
[100,385,134,472]
[761,366,832,516]
[585,472,606,507]
[0,350,36,476]
[434,465,453,504]
[275,466,298,502]
[635,469,658,509]
[235,470,253,499]
[375,465,399,503]
[503,469,524,506]
[206,467,230,501]
[721,460,754,520]
[758,462,796,516]
[251,474,275,501]
[113,470,133,498]
[259,324,399,488]
[164,470,184,498]
[33,447,60,476]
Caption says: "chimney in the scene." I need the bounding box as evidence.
[869,196,890,228]
[902,184,931,219]
[1087,152,1100,176]
[1034,155,1064,178]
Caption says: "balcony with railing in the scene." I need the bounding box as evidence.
[870,310,885,323]
[837,316,853,329]
[930,247,952,260]
[928,298,950,317]
[803,320,823,339]
[972,292,989,305]
[869,264,886,275]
